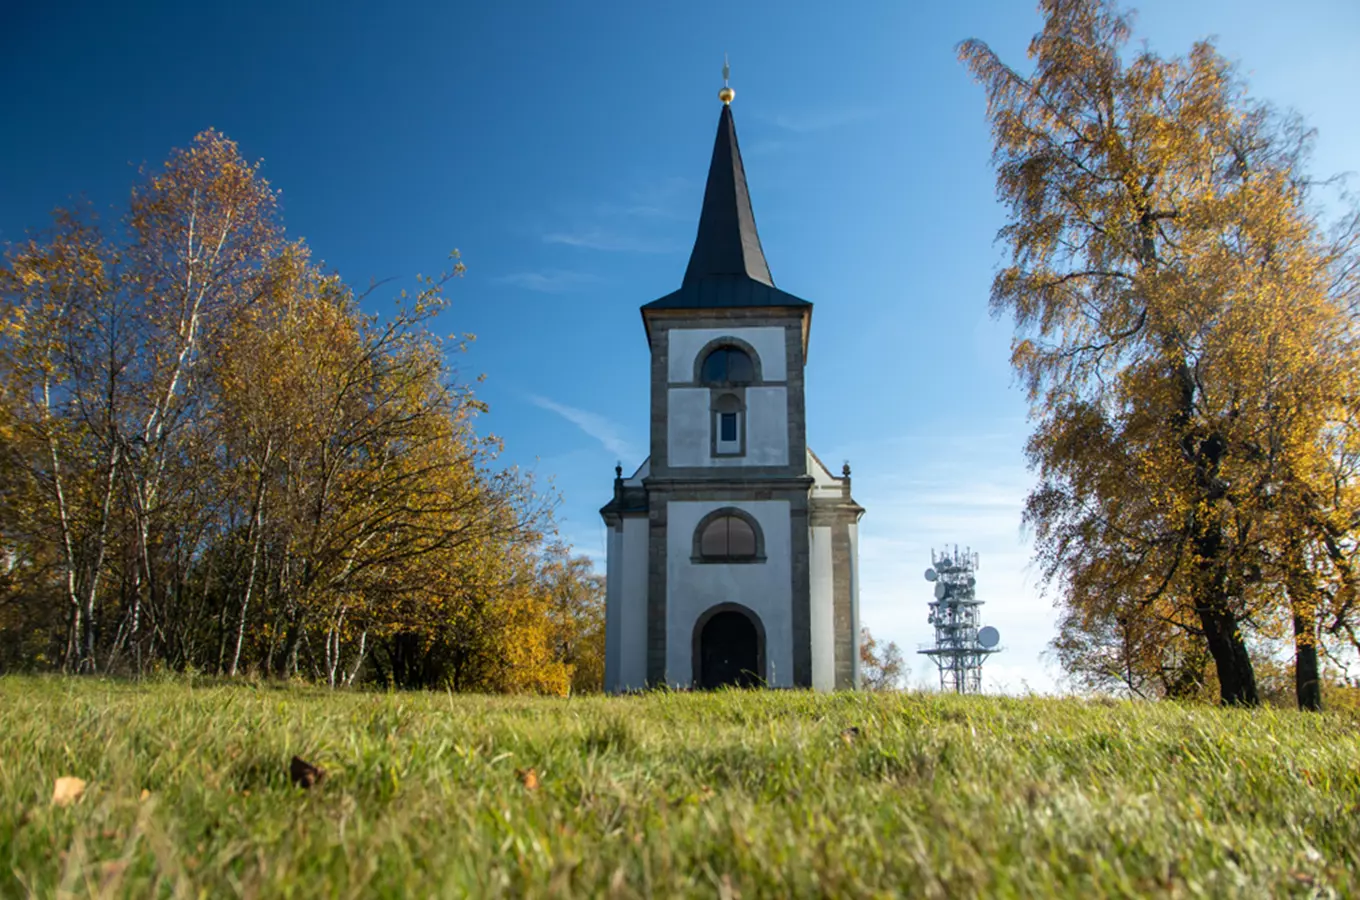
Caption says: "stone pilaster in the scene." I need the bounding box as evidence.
[831,521,855,690]
[790,492,812,686]
[646,495,668,686]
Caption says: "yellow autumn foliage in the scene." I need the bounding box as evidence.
[0,131,604,692]
[963,0,1360,708]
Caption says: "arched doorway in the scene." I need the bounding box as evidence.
[692,604,766,689]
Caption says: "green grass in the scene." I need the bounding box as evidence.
[2,679,1357,898]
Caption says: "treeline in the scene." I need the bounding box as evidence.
[0,131,604,692]
[965,0,1360,708]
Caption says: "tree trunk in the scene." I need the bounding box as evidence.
[1195,600,1259,706]
[325,607,345,688]
[1293,610,1322,711]
[345,628,367,687]
[230,441,271,677]
[1187,486,1258,707]
[78,440,121,673]
[281,611,302,679]
[65,604,81,674]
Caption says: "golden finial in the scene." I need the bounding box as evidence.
[719,54,735,105]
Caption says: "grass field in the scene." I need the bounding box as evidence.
[1,678,1357,898]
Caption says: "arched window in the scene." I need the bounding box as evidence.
[693,509,764,563]
[700,346,756,385]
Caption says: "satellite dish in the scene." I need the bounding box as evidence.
[978,626,1000,649]
[933,582,946,600]
[966,576,976,588]
[924,568,938,582]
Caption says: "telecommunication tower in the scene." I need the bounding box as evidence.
[918,546,1001,693]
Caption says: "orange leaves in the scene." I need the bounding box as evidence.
[966,0,1360,706]
[51,776,87,807]
[0,126,581,695]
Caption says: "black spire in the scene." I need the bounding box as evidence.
[682,104,773,287]
[642,99,810,313]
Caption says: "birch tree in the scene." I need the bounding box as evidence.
[962,0,1360,706]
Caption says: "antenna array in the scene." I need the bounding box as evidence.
[917,545,1000,693]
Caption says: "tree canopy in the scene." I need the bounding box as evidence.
[0,131,605,692]
[962,0,1360,707]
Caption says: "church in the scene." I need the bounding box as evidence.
[600,73,865,692]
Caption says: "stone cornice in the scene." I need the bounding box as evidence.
[642,475,815,492]
[810,494,866,526]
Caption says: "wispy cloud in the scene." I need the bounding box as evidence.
[526,394,638,461]
[491,270,600,294]
[588,176,695,220]
[765,107,878,134]
[535,177,693,251]
[542,227,681,254]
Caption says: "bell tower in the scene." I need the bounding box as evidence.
[602,67,863,692]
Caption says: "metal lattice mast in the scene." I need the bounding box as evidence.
[917,546,1001,693]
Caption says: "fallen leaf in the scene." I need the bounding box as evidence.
[289,756,325,789]
[139,789,151,802]
[52,776,87,807]
[516,767,540,791]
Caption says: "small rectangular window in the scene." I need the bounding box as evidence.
[720,412,737,442]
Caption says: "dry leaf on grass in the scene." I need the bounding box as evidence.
[52,776,87,807]
[516,767,540,790]
[289,756,325,789]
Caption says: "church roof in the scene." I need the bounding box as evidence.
[684,103,771,288]
[644,274,811,311]
[643,103,811,313]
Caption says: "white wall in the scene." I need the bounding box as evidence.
[610,517,650,692]
[848,521,861,688]
[809,524,835,691]
[808,449,844,498]
[665,500,793,687]
[667,386,788,467]
[667,326,788,384]
[625,458,650,486]
[604,525,622,692]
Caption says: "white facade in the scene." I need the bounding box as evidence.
[605,515,650,691]
[665,499,794,687]
[666,387,789,468]
[600,98,862,693]
[809,522,836,691]
[602,319,864,693]
[667,327,788,382]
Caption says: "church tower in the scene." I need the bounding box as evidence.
[601,71,864,692]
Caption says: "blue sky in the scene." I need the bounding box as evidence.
[3,0,1357,692]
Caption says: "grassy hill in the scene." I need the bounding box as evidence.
[1,678,1356,898]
